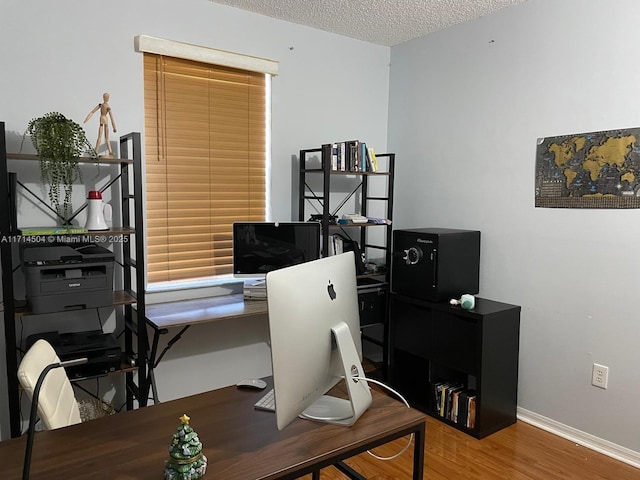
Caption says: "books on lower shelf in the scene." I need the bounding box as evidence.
[327,140,379,173]
[432,381,476,429]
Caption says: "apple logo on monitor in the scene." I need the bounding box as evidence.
[327,281,337,300]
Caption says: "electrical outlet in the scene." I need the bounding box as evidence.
[591,363,609,389]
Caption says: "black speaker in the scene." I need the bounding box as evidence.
[391,228,480,301]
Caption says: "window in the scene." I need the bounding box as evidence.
[138,37,278,284]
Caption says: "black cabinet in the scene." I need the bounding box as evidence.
[389,293,520,438]
[0,122,148,438]
[298,143,394,373]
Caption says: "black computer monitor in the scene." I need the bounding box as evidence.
[232,221,321,278]
[265,252,372,430]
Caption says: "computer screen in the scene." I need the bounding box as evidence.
[233,222,321,278]
[265,251,372,430]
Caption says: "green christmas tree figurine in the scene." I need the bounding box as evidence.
[164,414,208,480]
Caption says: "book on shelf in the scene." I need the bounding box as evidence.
[337,216,391,225]
[431,381,444,411]
[346,140,359,171]
[445,384,464,420]
[443,383,464,418]
[457,390,469,425]
[327,233,344,256]
[437,383,448,417]
[331,143,338,171]
[467,395,477,429]
[366,217,392,225]
[338,213,368,224]
[367,147,378,172]
[20,226,89,236]
[451,389,462,422]
[456,389,477,429]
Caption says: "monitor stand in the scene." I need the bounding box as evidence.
[299,322,372,427]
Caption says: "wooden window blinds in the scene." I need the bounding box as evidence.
[144,53,266,283]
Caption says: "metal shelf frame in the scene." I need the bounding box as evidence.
[0,122,148,437]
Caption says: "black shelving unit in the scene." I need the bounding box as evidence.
[389,294,521,438]
[0,122,148,438]
[298,143,395,374]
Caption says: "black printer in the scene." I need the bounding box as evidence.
[22,243,115,314]
[27,330,121,378]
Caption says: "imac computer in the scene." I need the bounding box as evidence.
[232,221,321,277]
[265,251,372,430]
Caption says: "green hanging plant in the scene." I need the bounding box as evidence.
[24,112,97,223]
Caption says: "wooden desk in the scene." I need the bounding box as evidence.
[1,378,426,479]
[146,294,267,330]
[143,294,268,402]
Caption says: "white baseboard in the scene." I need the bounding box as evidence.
[517,407,640,469]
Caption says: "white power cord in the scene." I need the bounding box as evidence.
[349,375,414,461]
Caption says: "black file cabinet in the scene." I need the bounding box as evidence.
[389,293,520,439]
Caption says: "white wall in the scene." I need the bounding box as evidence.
[388,0,640,455]
[0,0,390,439]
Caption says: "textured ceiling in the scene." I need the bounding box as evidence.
[210,0,527,46]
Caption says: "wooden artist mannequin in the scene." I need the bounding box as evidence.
[84,92,117,155]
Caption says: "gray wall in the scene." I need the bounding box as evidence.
[388,0,640,455]
[0,0,390,439]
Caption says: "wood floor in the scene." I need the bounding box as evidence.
[301,416,640,479]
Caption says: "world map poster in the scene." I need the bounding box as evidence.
[535,127,640,208]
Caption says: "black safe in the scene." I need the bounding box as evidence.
[391,228,480,301]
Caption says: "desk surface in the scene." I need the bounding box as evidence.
[1,378,426,479]
[145,293,268,330]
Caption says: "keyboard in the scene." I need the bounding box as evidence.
[254,388,275,412]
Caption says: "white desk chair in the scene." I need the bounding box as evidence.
[17,339,81,430]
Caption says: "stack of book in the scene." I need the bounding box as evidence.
[325,140,378,172]
[432,381,476,429]
[243,279,266,300]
